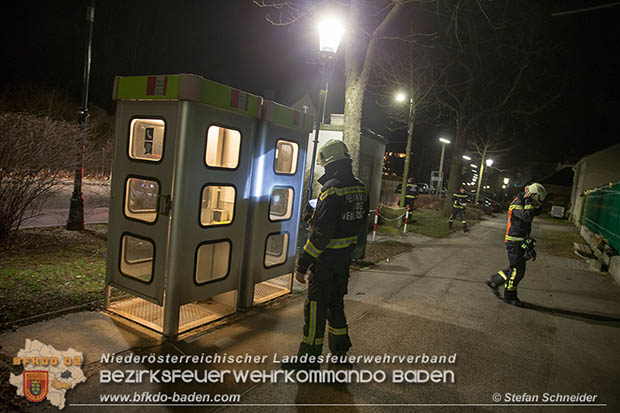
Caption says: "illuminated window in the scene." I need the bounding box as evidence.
[195,241,231,284]
[125,178,159,223]
[264,233,289,267]
[120,235,154,283]
[205,126,241,168]
[200,186,235,226]
[269,187,293,221]
[129,119,165,161]
[274,140,298,174]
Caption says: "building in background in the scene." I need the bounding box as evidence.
[569,143,620,224]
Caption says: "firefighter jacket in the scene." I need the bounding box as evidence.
[452,192,468,209]
[505,192,536,244]
[405,184,418,200]
[296,165,369,274]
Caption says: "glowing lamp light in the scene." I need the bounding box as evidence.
[439,137,451,144]
[486,158,494,167]
[395,92,407,102]
[471,164,478,168]
[462,155,471,161]
[318,15,345,54]
[503,177,510,185]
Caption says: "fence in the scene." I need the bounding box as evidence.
[581,181,620,253]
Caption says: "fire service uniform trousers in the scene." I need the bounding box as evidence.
[449,207,466,227]
[299,250,352,357]
[490,243,526,299]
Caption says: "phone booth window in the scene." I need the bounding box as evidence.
[264,233,289,267]
[205,126,241,168]
[274,140,298,174]
[200,186,236,226]
[129,119,165,161]
[195,241,231,284]
[125,178,159,222]
[269,187,293,221]
[120,235,154,282]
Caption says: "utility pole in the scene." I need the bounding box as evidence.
[67,0,95,231]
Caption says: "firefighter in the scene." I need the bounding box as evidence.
[448,186,470,232]
[486,183,547,307]
[404,178,418,211]
[284,139,369,370]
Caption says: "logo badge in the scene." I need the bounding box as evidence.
[23,371,48,403]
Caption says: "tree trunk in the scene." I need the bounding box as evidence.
[343,77,363,175]
[442,119,464,215]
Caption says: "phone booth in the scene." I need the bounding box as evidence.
[239,101,312,308]
[105,74,261,337]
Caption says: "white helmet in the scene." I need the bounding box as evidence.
[525,183,547,206]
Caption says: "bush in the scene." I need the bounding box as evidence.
[0,112,90,243]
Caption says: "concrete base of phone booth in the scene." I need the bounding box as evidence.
[106,286,236,335]
[252,273,293,306]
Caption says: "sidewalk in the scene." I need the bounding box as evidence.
[2,216,620,411]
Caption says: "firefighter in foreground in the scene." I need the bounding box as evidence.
[486,183,547,307]
[284,140,369,370]
[448,186,470,232]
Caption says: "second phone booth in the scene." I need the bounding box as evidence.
[239,101,312,308]
[104,74,311,337]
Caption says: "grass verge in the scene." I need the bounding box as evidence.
[377,206,488,238]
[0,224,108,327]
[537,226,585,259]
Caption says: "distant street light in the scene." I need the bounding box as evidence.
[462,155,471,161]
[395,91,414,207]
[471,164,478,168]
[307,14,344,200]
[436,137,451,194]
[503,177,510,185]
[486,158,494,167]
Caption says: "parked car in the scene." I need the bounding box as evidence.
[416,183,430,194]
[468,192,501,212]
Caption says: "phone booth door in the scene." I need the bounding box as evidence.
[106,102,178,316]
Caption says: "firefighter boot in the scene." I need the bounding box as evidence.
[463,223,470,233]
[485,280,501,299]
[448,220,453,229]
[503,290,524,307]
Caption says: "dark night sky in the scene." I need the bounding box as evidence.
[2,0,619,181]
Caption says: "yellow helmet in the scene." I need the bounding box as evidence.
[525,183,547,205]
[317,139,350,167]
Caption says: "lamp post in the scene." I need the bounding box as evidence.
[67,0,95,231]
[475,157,493,204]
[306,15,344,201]
[437,137,451,195]
[396,91,414,207]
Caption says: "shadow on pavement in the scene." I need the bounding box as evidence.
[524,302,620,327]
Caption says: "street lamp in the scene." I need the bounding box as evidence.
[436,138,451,195]
[475,157,494,204]
[462,155,471,161]
[395,91,414,207]
[503,177,510,185]
[67,0,95,231]
[307,14,344,201]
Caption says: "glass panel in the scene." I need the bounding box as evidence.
[264,233,289,267]
[274,140,299,174]
[269,187,293,221]
[121,235,154,282]
[125,178,159,222]
[205,126,241,168]
[195,241,231,283]
[200,186,235,226]
[129,119,165,161]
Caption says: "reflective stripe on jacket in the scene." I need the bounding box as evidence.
[297,166,369,273]
[505,193,536,243]
[452,193,468,209]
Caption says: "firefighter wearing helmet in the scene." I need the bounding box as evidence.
[486,183,547,306]
[284,139,369,370]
